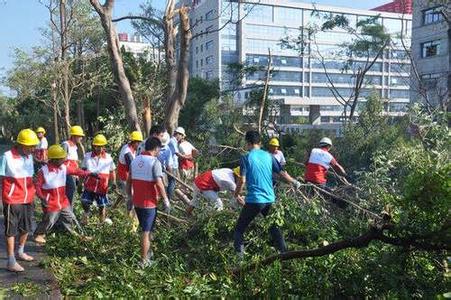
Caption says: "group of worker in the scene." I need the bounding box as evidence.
[0,124,346,271]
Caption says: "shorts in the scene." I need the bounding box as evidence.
[3,203,34,237]
[81,190,110,208]
[134,207,157,232]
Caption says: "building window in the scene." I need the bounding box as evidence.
[201,44,204,52]
[423,7,443,25]
[196,46,199,54]
[206,71,213,80]
[196,60,199,69]
[206,55,213,65]
[206,40,213,50]
[200,59,203,67]
[205,10,216,21]
[206,25,214,33]
[421,40,441,58]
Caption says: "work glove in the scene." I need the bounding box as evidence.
[163,198,171,214]
[110,183,117,192]
[89,172,99,178]
[292,180,302,189]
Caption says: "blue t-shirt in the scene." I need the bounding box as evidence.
[168,137,179,169]
[240,148,282,204]
[158,145,174,169]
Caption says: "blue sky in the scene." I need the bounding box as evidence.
[0,0,387,95]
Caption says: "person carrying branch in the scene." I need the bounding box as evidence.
[127,137,170,268]
[0,129,39,272]
[233,131,301,260]
[117,131,144,217]
[81,134,116,225]
[34,145,98,244]
[304,137,346,187]
[186,167,241,215]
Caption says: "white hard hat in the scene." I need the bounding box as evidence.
[174,127,186,137]
[161,132,170,146]
[319,137,332,147]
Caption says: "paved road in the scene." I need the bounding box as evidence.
[0,201,61,297]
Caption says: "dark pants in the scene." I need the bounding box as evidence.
[167,169,178,200]
[233,203,286,254]
[35,207,77,236]
[66,175,76,205]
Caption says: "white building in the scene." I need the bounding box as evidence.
[118,32,164,62]
[183,0,413,130]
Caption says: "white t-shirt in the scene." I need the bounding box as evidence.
[272,150,286,166]
[37,137,48,150]
[179,141,196,156]
[212,168,236,192]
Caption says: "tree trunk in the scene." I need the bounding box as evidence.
[143,96,152,135]
[164,1,192,134]
[52,82,60,143]
[60,0,72,135]
[90,0,141,131]
[258,48,272,134]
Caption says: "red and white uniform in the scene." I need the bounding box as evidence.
[178,141,196,170]
[1,148,35,205]
[117,143,136,181]
[62,140,79,169]
[304,147,337,184]
[82,151,115,194]
[35,164,89,212]
[194,168,236,192]
[130,153,163,208]
[34,137,48,161]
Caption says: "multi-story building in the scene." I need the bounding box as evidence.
[185,0,412,130]
[118,32,164,62]
[410,0,449,109]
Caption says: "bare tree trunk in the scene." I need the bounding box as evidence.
[60,0,72,135]
[143,96,152,135]
[163,1,192,134]
[90,0,141,131]
[258,48,272,134]
[51,82,60,143]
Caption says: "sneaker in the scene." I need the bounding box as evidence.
[7,262,24,272]
[34,235,46,244]
[17,253,34,262]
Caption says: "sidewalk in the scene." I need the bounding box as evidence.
[0,202,61,298]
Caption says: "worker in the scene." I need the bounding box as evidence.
[34,145,98,244]
[304,137,346,187]
[127,137,170,268]
[34,127,48,165]
[233,131,301,260]
[137,125,166,155]
[268,137,286,166]
[157,132,174,182]
[81,134,116,224]
[0,129,39,272]
[186,167,241,215]
[117,131,143,216]
[61,125,85,205]
[174,127,198,182]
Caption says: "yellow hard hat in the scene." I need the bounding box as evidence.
[70,125,85,137]
[48,144,67,159]
[269,138,280,147]
[17,129,39,146]
[36,127,46,134]
[129,131,143,142]
[233,166,241,177]
[92,134,108,146]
